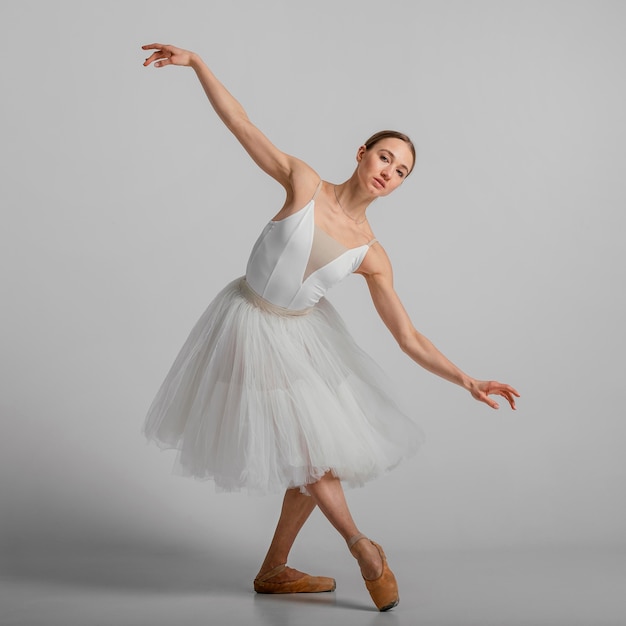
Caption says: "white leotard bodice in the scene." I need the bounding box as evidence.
[245,182,376,310]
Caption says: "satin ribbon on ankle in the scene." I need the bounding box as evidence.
[347,533,368,550]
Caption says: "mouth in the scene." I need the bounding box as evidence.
[373,177,386,189]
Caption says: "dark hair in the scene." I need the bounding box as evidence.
[363,130,416,174]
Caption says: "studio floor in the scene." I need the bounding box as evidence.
[2,543,625,626]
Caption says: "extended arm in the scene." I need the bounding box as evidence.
[360,247,519,410]
[142,43,308,190]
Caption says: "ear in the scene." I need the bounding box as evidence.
[356,145,367,163]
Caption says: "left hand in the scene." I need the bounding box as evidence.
[469,380,520,410]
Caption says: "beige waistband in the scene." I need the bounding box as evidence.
[239,278,312,317]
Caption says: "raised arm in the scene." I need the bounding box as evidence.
[358,247,519,410]
[142,43,309,190]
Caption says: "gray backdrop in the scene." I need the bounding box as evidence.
[1,0,624,572]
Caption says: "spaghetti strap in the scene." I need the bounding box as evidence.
[366,238,378,247]
[311,180,323,201]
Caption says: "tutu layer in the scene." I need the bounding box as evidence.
[144,277,423,494]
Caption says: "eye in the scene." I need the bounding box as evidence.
[396,170,405,178]
[380,155,389,162]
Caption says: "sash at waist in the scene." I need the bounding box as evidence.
[239,278,313,317]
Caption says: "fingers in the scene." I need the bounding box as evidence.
[142,43,172,67]
[474,387,499,409]
[490,382,519,395]
[487,382,520,410]
[492,385,519,410]
[500,391,516,410]
[143,49,171,68]
[481,392,500,410]
[142,43,166,51]
[143,51,160,66]
[501,384,521,398]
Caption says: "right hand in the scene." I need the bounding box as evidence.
[142,43,195,68]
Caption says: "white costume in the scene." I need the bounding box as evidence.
[144,182,422,493]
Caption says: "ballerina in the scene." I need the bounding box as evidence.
[141,42,519,611]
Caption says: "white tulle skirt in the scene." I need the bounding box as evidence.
[144,277,423,494]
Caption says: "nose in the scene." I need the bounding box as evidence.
[380,166,392,180]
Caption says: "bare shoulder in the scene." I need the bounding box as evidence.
[356,240,394,283]
[271,159,322,220]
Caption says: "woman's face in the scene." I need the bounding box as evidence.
[356,138,414,197]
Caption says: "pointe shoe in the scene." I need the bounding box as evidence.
[253,564,336,594]
[348,534,399,612]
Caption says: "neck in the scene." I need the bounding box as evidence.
[334,177,375,223]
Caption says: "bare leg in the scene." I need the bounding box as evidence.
[256,487,318,582]
[306,473,383,580]
[256,473,383,582]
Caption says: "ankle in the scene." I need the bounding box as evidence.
[258,558,288,577]
[255,563,286,582]
[346,532,367,555]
